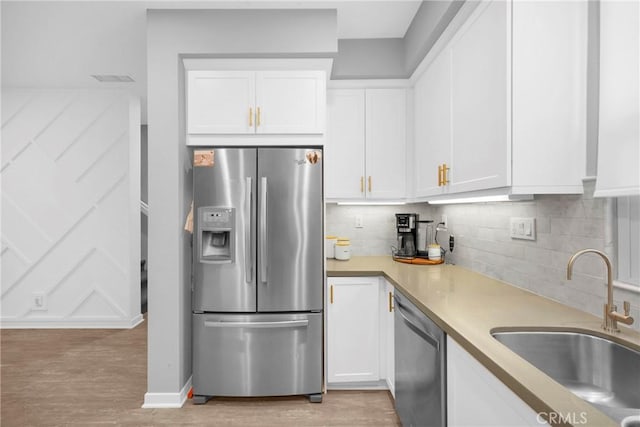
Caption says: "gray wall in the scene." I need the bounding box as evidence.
[141,125,148,263]
[332,38,405,79]
[146,8,337,396]
[331,0,465,79]
[403,0,465,74]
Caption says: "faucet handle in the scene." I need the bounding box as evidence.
[623,301,631,316]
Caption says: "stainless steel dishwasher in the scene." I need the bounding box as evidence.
[394,290,446,427]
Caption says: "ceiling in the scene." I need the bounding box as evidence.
[1,1,422,122]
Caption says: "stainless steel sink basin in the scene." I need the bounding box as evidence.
[491,330,640,422]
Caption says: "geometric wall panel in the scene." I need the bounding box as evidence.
[1,89,141,328]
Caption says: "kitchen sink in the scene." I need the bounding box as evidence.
[491,330,640,423]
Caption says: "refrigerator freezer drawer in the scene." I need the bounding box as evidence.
[192,312,322,397]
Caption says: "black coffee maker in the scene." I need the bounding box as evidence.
[395,213,417,257]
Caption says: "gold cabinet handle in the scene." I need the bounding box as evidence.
[360,176,364,193]
[257,107,261,127]
[249,107,253,127]
[330,285,334,304]
[438,165,443,186]
[442,163,449,185]
[388,291,394,312]
[368,176,372,193]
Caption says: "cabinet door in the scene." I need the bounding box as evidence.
[512,1,587,193]
[447,337,548,426]
[595,0,640,197]
[365,89,407,199]
[327,277,380,384]
[384,281,395,397]
[325,89,366,199]
[255,71,326,134]
[187,71,255,134]
[413,52,452,198]
[449,0,510,194]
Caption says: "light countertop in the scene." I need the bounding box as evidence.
[327,256,640,427]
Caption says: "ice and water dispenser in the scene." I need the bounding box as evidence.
[198,207,235,264]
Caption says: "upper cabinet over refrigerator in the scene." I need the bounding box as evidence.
[186,70,326,138]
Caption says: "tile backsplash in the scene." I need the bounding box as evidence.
[326,181,640,331]
[325,203,436,256]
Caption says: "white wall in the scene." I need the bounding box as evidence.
[145,8,338,408]
[1,89,141,328]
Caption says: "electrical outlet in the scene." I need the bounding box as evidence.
[355,215,364,228]
[510,217,536,241]
[32,293,47,311]
[441,214,448,230]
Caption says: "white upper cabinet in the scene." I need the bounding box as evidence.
[365,89,407,199]
[255,71,326,134]
[187,70,325,136]
[412,0,587,200]
[511,1,587,194]
[188,71,255,134]
[414,52,451,198]
[449,0,509,194]
[326,88,407,201]
[595,0,640,197]
[325,90,366,199]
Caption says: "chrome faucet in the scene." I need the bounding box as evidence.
[567,249,634,333]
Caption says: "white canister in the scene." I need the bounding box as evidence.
[428,244,442,260]
[325,236,338,258]
[335,241,351,261]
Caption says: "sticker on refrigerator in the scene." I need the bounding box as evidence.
[194,150,215,167]
[305,151,321,165]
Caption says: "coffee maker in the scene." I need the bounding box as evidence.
[395,213,417,257]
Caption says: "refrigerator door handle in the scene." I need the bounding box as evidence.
[203,320,309,329]
[260,176,268,284]
[245,177,253,283]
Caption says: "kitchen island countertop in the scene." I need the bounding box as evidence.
[327,256,640,427]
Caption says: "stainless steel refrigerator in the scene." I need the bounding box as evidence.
[191,147,324,404]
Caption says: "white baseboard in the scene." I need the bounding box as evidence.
[326,379,390,390]
[142,376,192,409]
[0,314,144,329]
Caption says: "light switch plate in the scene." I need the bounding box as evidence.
[510,217,536,241]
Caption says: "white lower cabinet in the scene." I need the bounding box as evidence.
[447,336,548,427]
[326,276,394,393]
[327,277,380,384]
[382,280,395,396]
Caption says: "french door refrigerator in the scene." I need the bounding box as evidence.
[192,147,323,404]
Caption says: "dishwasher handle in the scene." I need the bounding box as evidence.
[395,296,440,351]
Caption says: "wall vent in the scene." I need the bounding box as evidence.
[91,74,135,83]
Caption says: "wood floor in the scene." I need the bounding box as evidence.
[1,319,401,426]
